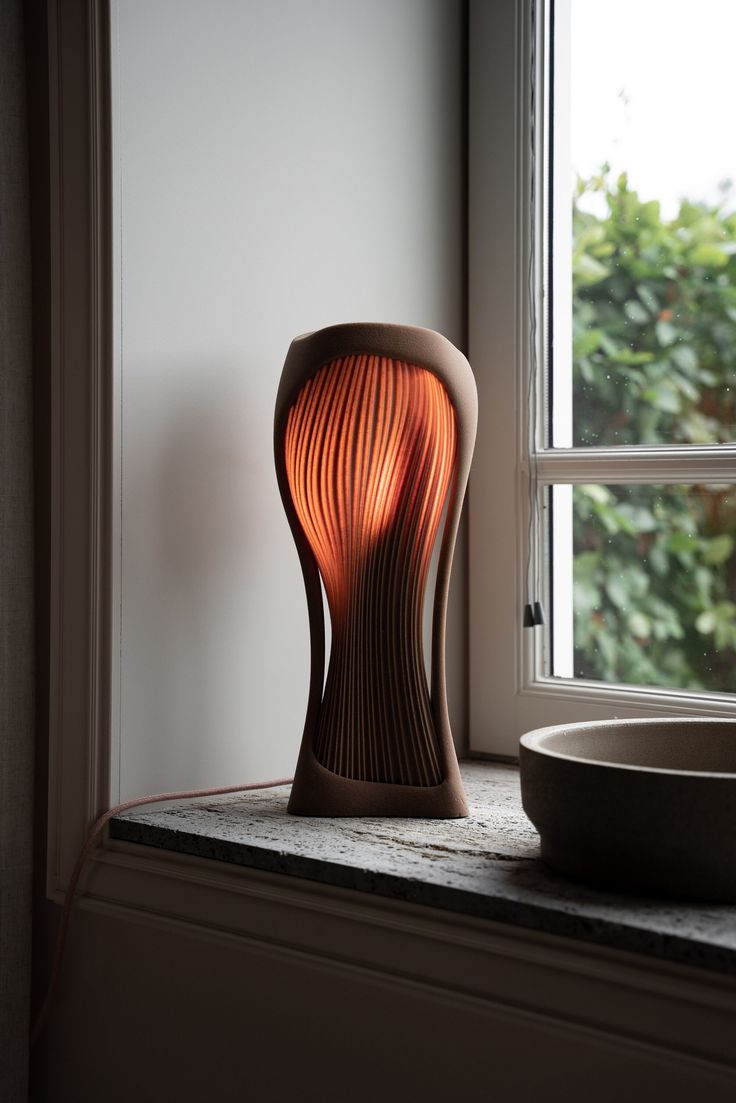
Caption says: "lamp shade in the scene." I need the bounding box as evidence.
[275,323,477,816]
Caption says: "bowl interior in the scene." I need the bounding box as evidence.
[528,720,736,773]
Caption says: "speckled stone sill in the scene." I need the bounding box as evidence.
[110,761,736,977]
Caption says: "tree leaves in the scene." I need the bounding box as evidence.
[690,243,729,267]
[573,171,736,449]
[571,172,736,693]
[570,171,736,692]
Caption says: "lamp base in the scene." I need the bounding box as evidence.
[287,748,469,818]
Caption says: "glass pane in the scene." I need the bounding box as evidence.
[553,0,736,447]
[552,483,736,693]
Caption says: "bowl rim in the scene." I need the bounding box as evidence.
[519,716,736,779]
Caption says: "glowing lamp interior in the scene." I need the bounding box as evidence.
[284,354,457,786]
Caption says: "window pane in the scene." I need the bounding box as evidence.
[552,483,736,693]
[553,0,736,447]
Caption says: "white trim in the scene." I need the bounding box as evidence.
[47,0,112,893]
[69,842,736,1073]
[468,0,550,754]
[468,0,525,753]
[525,675,736,715]
[109,0,123,806]
[533,446,736,484]
[551,484,573,676]
[549,0,573,449]
[468,0,736,757]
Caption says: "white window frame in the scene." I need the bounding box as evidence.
[467,0,736,759]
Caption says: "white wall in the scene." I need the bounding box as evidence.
[112,0,464,799]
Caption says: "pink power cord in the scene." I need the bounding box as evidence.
[31,775,293,1047]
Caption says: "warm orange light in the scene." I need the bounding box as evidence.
[284,354,457,785]
[285,356,456,610]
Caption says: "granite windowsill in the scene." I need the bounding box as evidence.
[109,761,736,976]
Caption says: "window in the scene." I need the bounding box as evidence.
[468,0,736,757]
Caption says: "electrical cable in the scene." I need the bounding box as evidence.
[30,775,293,1047]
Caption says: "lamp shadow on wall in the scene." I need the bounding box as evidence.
[125,367,275,788]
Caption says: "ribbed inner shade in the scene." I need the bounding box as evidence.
[284,354,457,786]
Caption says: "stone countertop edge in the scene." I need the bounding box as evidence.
[109,762,736,978]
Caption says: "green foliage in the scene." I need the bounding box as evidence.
[571,172,736,691]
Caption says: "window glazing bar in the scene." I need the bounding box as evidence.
[529,446,736,484]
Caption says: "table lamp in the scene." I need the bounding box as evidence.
[275,323,477,817]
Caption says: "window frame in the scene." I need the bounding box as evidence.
[467,0,736,759]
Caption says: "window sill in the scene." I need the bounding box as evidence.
[110,761,736,977]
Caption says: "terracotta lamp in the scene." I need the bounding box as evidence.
[274,323,477,817]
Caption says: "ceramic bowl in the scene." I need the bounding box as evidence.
[519,718,736,902]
